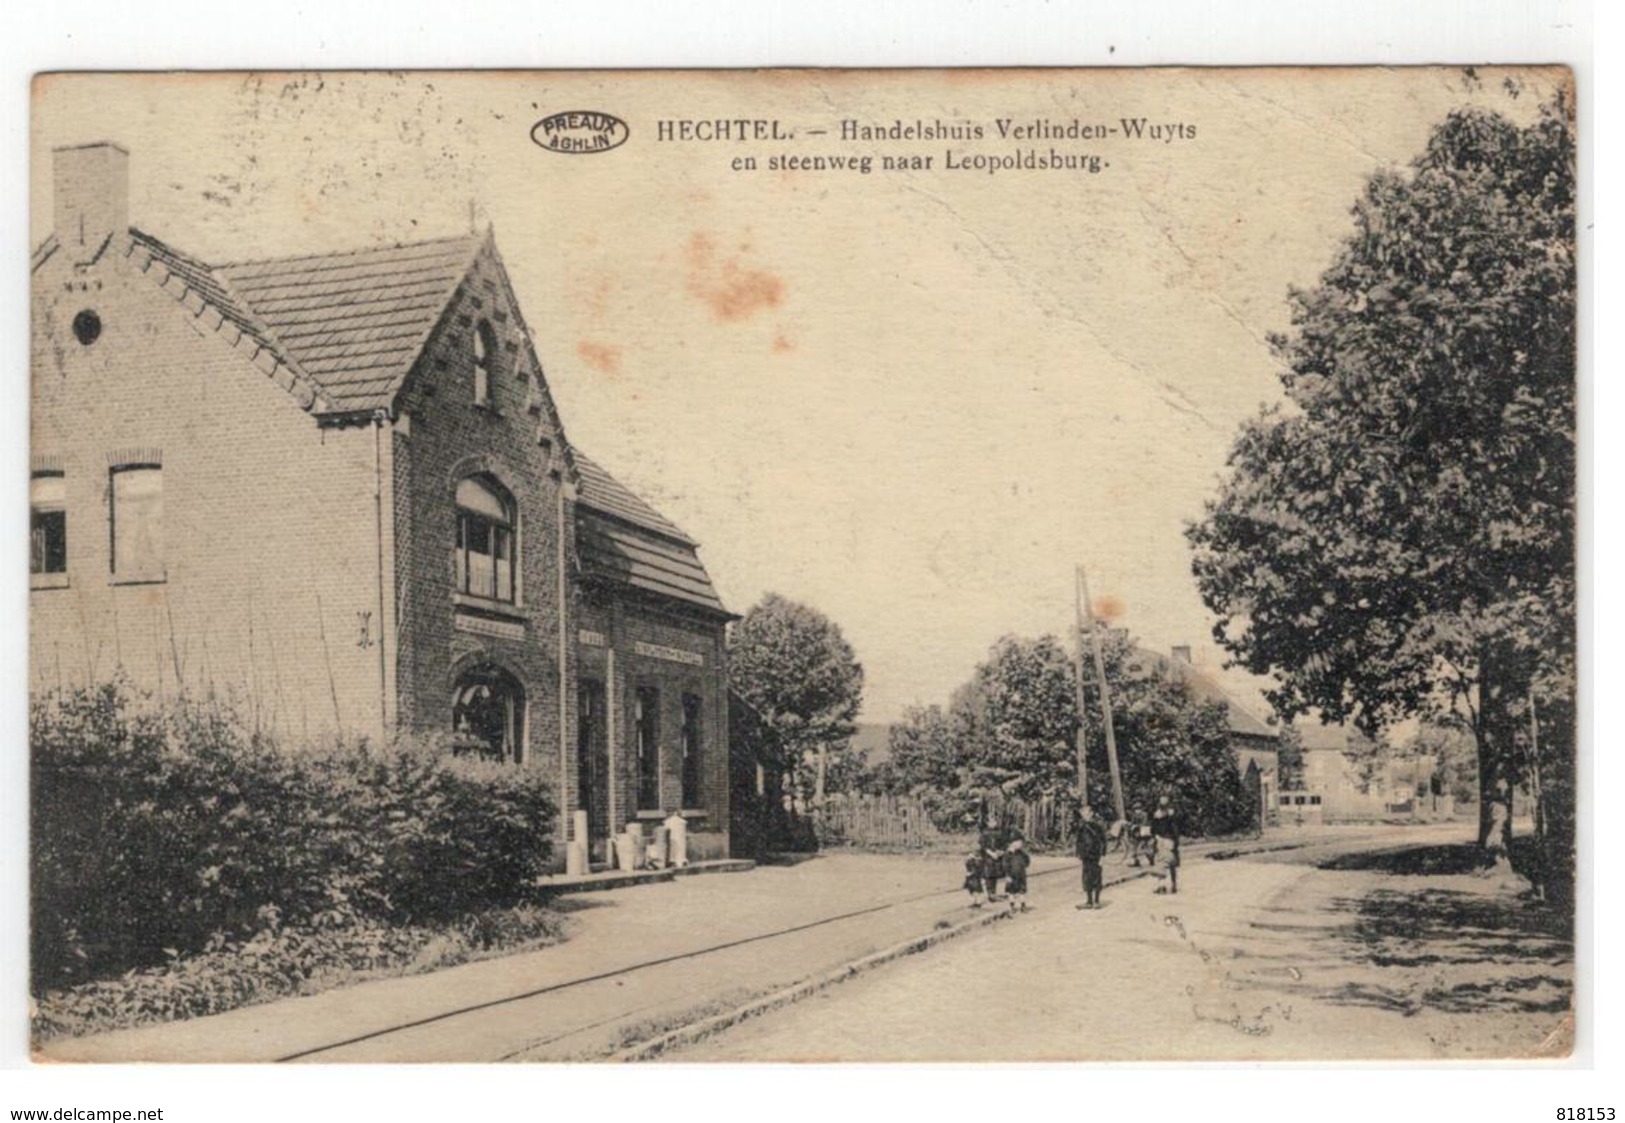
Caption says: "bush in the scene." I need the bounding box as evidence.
[31,682,556,992]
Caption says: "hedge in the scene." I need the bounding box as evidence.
[31,681,556,992]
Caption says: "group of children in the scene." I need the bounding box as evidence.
[962,824,1034,913]
[962,797,1184,912]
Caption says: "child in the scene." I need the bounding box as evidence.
[1004,838,1033,913]
[963,849,987,908]
[1152,794,1182,894]
[1074,803,1108,910]
[1131,805,1154,867]
[979,818,1007,901]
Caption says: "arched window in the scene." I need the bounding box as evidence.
[473,321,495,406]
[455,475,516,602]
[452,665,525,763]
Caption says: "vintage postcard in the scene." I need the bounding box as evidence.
[29,67,1576,1064]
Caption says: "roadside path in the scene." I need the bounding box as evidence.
[674,824,1569,1061]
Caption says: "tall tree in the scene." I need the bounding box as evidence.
[940,632,1256,836]
[882,703,962,794]
[1082,633,1255,836]
[727,593,865,803]
[1187,91,1575,870]
[953,635,1079,803]
[1334,728,1388,794]
[1404,721,1480,805]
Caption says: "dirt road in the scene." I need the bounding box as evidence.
[673,828,1573,1062]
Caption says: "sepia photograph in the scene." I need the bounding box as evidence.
[26,64,1578,1069]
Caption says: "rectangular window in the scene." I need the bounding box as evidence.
[31,473,67,581]
[456,511,514,601]
[493,524,512,600]
[578,679,605,826]
[635,687,660,811]
[110,466,163,581]
[681,694,702,809]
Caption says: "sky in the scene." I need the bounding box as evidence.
[32,68,1563,724]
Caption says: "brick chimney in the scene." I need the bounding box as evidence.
[53,142,129,262]
[1171,645,1192,665]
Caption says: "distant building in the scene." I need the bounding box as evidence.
[1289,722,1454,824]
[1134,645,1280,827]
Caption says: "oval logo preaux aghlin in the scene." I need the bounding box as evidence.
[531,111,630,155]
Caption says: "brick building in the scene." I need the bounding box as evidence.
[30,142,737,867]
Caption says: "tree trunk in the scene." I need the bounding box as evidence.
[1473,656,1518,868]
[814,742,828,806]
[1526,690,1547,900]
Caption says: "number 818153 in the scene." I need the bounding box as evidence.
[1558,1110,1615,1120]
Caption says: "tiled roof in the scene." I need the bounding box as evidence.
[573,451,695,545]
[218,234,483,414]
[128,229,313,389]
[1181,671,1276,740]
[574,452,727,616]
[577,512,728,616]
[1134,647,1277,741]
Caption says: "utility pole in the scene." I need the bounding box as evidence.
[1077,565,1127,823]
[1071,566,1091,806]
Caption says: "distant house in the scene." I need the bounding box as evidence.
[1133,645,1280,826]
[1291,722,1454,824]
[31,142,738,868]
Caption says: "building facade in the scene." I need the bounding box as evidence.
[30,142,736,867]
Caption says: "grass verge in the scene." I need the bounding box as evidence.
[33,904,570,1044]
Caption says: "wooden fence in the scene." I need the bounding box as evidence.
[811,792,1078,852]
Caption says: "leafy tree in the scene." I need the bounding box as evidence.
[1081,632,1256,836]
[1187,92,1575,872]
[954,635,1079,803]
[932,631,1257,836]
[881,703,961,794]
[821,742,875,795]
[1273,722,1305,790]
[1403,721,1480,804]
[1334,728,1388,793]
[727,593,864,803]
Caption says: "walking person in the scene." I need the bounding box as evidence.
[1074,803,1108,909]
[979,814,1009,901]
[1128,804,1154,867]
[1151,793,1182,894]
[1004,837,1033,913]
